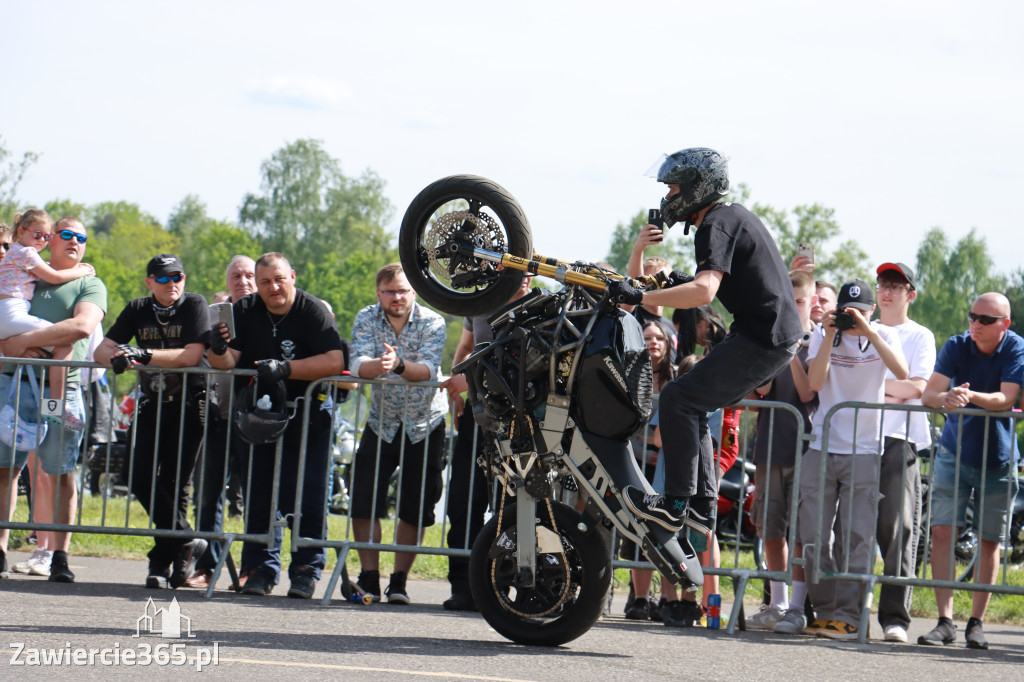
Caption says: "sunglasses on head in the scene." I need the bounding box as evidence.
[152,273,184,284]
[31,230,52,242]
[968,312,1007,326]
[58,229,87,244]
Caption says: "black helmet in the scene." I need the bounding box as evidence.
[650,148,729,228]
[233,380,290,445]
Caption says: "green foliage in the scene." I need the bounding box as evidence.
[604,209,695,274]
[168,195,261,302]
[914,227,1006,350]
[238,138,394,271]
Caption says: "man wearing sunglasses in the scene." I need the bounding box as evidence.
[94,254,210,590]
[920,292,1024,650]
[0,217,107,584]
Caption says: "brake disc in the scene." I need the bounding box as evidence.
[425,210,508,285]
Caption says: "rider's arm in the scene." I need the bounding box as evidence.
[639,269,722,310]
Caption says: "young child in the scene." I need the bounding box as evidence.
[0,210,94,430]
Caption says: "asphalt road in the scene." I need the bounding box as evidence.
[2,551,1023,680]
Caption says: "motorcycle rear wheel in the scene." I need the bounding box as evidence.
[469,501,610,646]
[399,175,533,317]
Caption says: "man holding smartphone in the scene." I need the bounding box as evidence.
[610,148,802,550]
[94,254,210,589]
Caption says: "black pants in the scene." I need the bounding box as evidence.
[192,413,246,571]
[126,395,204,571]
[446,410,491,594]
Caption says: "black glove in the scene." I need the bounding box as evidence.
[607,279,644,306]
[255,359,291,384]
[668,269,694,286]
[112,345,152,374]
[208,326,229,356]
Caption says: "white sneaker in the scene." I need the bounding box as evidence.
[884,624,908,642]
[774,607,808,635]
[746,604,785,630]
[13,548,52,576]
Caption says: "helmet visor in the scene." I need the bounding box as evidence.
[644,153,669,179]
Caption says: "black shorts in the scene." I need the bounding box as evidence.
[351,422,447,526]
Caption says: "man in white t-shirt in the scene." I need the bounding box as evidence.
[874,262,936,643]
[798,279,908,641]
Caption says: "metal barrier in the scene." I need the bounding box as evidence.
[3,357,1022,643]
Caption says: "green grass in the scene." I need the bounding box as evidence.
[8,493,1023,623]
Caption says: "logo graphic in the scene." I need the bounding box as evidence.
[135,597,196,639]
[280,339,296,360]
[849,285,862,298]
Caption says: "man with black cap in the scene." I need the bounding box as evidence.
[873,262,936,643]
[94,254,209,589]
[798,279,907,640]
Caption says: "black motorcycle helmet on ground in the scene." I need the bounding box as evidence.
[233,380,290,445]
[648,147,729,230]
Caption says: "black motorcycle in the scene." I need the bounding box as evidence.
[399,175,703,646]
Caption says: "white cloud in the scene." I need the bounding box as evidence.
[245,74,351,111]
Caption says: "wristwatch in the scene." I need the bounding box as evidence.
[394,356,406,375]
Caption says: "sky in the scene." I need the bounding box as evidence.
[2,1,1021,278]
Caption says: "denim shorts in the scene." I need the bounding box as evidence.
[0,373,85,475]
[930,445,1019,542]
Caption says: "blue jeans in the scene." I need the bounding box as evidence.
[239,407,331,583]
[659,333,795,510]
[0,372,84,475]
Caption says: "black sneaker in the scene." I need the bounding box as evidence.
[918,618,957,646]
[170,539,208,589]
[355,570,381,602]
[650,596,668,623]
[146,574,169,589]
[623,486,684,532]
[625,596,652,621]
[48,550,75,583]
[240,570,274,596]
[0,548,9,578]
[443,593,477,611]
[287,574,316,599]
[965,617,988,650]
[663,599,703,628]
[386,571,411,605]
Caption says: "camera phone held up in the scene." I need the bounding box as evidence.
[648,209,664,243]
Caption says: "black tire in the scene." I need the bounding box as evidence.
[399,175,533,317]
[469,501,610,646]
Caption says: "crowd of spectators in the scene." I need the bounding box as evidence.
[0,203,1020,653]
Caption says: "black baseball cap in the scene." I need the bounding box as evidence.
[147,254,184,278]
[876,262,916,290]
[837,279,875,311]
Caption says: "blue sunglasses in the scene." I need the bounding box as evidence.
[58,229,88,243]
[153,273,184,284]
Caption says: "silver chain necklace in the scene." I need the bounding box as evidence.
[266,308,292,338]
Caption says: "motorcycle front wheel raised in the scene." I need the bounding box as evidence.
[469,501,611,646]
[399,175,534,317]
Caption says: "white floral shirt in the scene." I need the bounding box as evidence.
[350,301,448,443]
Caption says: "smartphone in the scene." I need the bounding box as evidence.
[209,302,235,340]
[648,208,664,243]
[797,242,814,269]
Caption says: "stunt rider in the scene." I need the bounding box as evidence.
[610,148,802,564]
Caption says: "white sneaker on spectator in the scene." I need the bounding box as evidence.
[773,607,808,634]
[13,548,52,576]
[883,624,908,643]
[746,604,784,630]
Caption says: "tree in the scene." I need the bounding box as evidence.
[604,209,694,274]
[238,138,394,272]
[914,227,1005,350]
[0,137,39,220]
[168,195,261,302]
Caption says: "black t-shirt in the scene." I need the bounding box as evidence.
[106,292,210,391]
[228,288,345,400]
[694,203,803,348]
